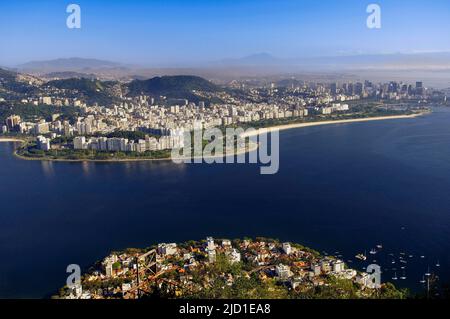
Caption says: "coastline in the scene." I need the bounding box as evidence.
[12,141,260,163]
[4,112,427,163]
[241,112,427,138]
[0,138,27,143]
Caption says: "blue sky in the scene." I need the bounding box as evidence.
[1,0,450,66]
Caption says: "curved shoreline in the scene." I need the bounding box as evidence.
[2,112,428,163]
[241,112,427,138]
[11,142,260,163]
[0,138,27,143]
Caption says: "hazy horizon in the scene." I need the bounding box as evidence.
[2,0,450,66]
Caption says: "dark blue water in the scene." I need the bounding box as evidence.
[1,108,450,298]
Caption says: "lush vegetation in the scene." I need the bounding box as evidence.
[0,68,39,95]
[46,78,121,106]
[127,75,221,104]
[0,103,79,124]
[158,252,408,300]
[103,130,158,141]
[17,145,173,161]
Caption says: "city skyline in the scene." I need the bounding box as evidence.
[2,0,450,66]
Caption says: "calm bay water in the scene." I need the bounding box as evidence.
[1,108,450,298]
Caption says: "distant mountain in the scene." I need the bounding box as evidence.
[214,52,450,72]
[127,75,221,103]
[299,52,450,70]
[42,71,98,80]
[18,58,124,73]
[217,53,284,67]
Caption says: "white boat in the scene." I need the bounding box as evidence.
[369,249,377,255]
[400,271,407,280]
[355,253,367,261]
[436,260,440,267]
[392,272,398,280]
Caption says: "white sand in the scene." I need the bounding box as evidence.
[0,138,25,143]
[241,113,426,138]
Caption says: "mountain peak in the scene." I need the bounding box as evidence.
[17,58,123,73]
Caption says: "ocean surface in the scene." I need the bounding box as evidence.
[1,108,450,298]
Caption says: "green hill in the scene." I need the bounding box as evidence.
[46,78,121,106]
[0,68,40,95]
[127,75,222,104]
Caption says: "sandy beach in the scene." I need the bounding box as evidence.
[0,138,26,143]
[241,113,426,138]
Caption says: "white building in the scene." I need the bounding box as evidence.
[332,260,345,273]
[36,135,51,151]
[276,264,293,280]
[282,242,292,255]
[206,237,216,251]
[208,249,216,263]
[228,249,241,264]
[73,136,87,150]
[157,243,178,256]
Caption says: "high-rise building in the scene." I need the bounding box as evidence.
[416,82,424,95]
[74,136,86,150]
[355,82,364,95]
[6,115,21,130]
[330,83,338,95]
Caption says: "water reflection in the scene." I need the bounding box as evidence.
[40,161,55,178]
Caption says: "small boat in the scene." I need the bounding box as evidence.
[356,253,367,261]
[370,249,377,255]
[420,276,426,284]
[420,255,425,259]
[376,244,383,249]
[391,260,396,264]
[392,272,398,281]
[409,255,413,258]
[436,260,440,267]
[400,271,407,280]
[425,267,431,277]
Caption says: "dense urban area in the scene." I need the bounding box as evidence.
[0,67,439,161]
[57,237,407,299]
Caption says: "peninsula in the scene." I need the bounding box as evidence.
[57,237,407,300]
